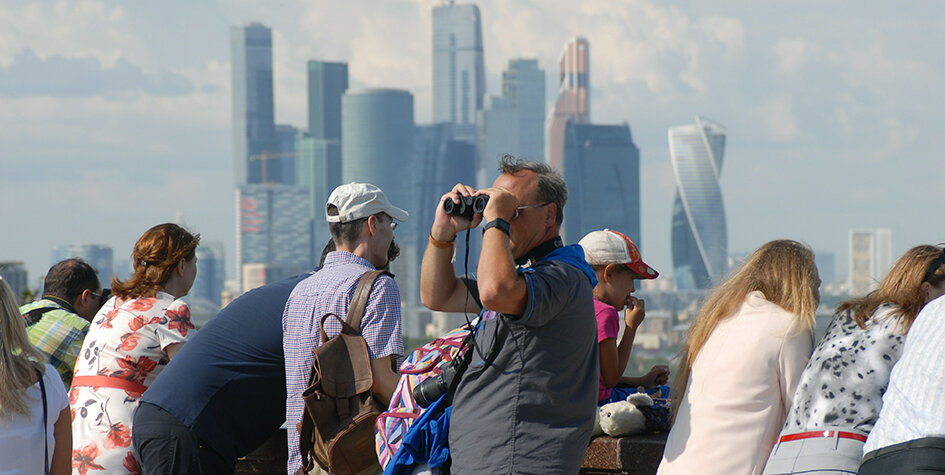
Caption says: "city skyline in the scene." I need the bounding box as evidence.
[2,1,943,288]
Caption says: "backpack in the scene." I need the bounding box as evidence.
[374,321,473,470]
[298,269,392,475]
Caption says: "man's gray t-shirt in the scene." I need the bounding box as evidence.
[449,258,599,474]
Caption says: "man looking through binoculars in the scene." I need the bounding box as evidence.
[420,155,599,474]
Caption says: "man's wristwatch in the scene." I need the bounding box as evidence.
[482,218,511,236]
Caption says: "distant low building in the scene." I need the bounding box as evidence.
[0,261,29,304]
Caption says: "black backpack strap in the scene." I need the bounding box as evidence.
[36,366,49,475]
[345,270,393,333]
[24,306,57,327]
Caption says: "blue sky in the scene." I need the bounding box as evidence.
[1,0,942,285]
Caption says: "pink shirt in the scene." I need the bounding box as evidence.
[595,298,620,402]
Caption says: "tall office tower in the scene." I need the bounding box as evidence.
[296,131,341,256]
[231,22,277,186]
[432,1,485,144]
[262,124,299,185]
[341,89,415,216]
[414,124,476,339]
[669,116,727,290]
[303,60,348,254]
[502,59,545,161]
[547,37,589,170]
[236,184,312,290]
[848,228,893,295]
[874,228,893,280]
[308,61,348,141]
[416,123,478,264]
[51,244,114,290]
[849,229,876,296]
[476,95,515,188]
[477,59,546,188]
[192,242,225,307]
[561,122,641,244]
[0,262,28,304]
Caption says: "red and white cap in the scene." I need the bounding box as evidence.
[579,229,659,279]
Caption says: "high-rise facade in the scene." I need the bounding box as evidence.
[848,228,893,295]
[231,22,277,186]
[236,184,312,290]
[477,59,546,188]
[547,37,589,170]
[561,123,640,244]
[476,96,515,188]
[502,59,545,162]
[432,2,485,144]
[669,116,727,290]
[341,89,415,214]
[0,262,28,304]
[192,242,225,307]
[307,61,348,141]
[51,244,114,290]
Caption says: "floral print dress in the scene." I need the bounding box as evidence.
[70,291,194,475]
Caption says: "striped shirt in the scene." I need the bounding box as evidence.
[282,251,404,474]
[20,299,90,388]
[863,294,945,454]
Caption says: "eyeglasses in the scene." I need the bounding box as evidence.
[924,247,945,283]
[391,221,398,231]
[512,202,550,220]
[91,289,111,303]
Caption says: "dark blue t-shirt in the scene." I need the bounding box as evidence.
[141,273,310,461]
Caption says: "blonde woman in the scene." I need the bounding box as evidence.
[0,278,71,475]
[763,245,945,474]
[658,240,820,475]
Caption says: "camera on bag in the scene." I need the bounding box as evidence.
[412,355,463,408]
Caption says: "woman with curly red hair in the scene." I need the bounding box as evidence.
[71,223,199,474]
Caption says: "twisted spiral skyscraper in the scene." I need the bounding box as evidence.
[669,116,728,290]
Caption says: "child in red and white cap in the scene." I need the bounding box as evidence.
[579,229,669,405]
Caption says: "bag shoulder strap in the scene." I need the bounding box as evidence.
[24,306,58,327]
[36,366,49,475]
[345,269,392,333]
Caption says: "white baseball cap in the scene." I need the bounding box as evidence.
[579,229,659,279]
[325,182,409,223]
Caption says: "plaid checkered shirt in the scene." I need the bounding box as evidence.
[20,298,90,388]
[283,251,404,474]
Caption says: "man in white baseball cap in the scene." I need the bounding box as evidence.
[579,229,669,406]
[283,182,408,473]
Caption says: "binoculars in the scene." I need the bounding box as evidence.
[443,195,488,220]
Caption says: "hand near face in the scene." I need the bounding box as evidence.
[432,183,484,239]
[476,186,518,223]
[624,295,645,330]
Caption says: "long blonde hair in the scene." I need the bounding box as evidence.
[0,278,46,421]
[837,244,945,332]
[672,240,819,414]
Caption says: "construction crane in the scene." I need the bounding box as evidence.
[248,151,304,184]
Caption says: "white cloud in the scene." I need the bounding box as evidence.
[775,39,809,73]
[756,96,799,141]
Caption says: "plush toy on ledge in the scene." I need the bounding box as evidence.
[595,392,657,437]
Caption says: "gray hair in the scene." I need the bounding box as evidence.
[498,154,568,225]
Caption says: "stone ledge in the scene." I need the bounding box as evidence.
[580,433,668,475]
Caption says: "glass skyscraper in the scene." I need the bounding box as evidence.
[51,244,114,289]
[235,184,312,289]
[503,59,545,162]
[307,61,348,141]
[341,89,415,215]
[547,37,589,170]
[231,22,277,186]
[432,2,485,144]
[669,116,728,290]
[561,122,640,245]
